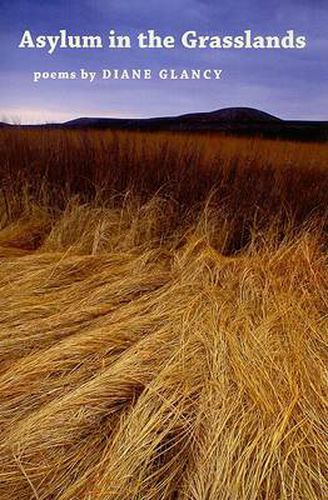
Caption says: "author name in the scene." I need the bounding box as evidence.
[32,68,224,83]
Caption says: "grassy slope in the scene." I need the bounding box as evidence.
[0,129,327,499]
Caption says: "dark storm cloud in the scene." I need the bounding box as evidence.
[0,0,327,122]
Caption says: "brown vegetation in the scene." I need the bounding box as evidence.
[0,129,327,499]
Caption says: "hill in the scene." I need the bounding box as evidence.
[178,107,282,123]
[62,107,327,141]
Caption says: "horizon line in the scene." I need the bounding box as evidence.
[2,106,328,126]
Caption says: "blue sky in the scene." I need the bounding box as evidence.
[0,0,327,123]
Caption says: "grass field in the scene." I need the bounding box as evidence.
[0,128,327,499]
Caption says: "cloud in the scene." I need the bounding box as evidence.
[1,106,74,124]
[84,0,207,30]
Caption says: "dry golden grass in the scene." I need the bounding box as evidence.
[0,129,327,499]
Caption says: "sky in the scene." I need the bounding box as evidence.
[0,0,327,123]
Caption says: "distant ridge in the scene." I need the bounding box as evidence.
[1,107,327,142]
[64,107,282,128]
[178,107,282,123]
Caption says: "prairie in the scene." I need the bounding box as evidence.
[0,128,327,499]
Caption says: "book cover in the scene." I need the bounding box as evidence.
[0,1,327,498]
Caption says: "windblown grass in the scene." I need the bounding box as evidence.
[0,129,327,499]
